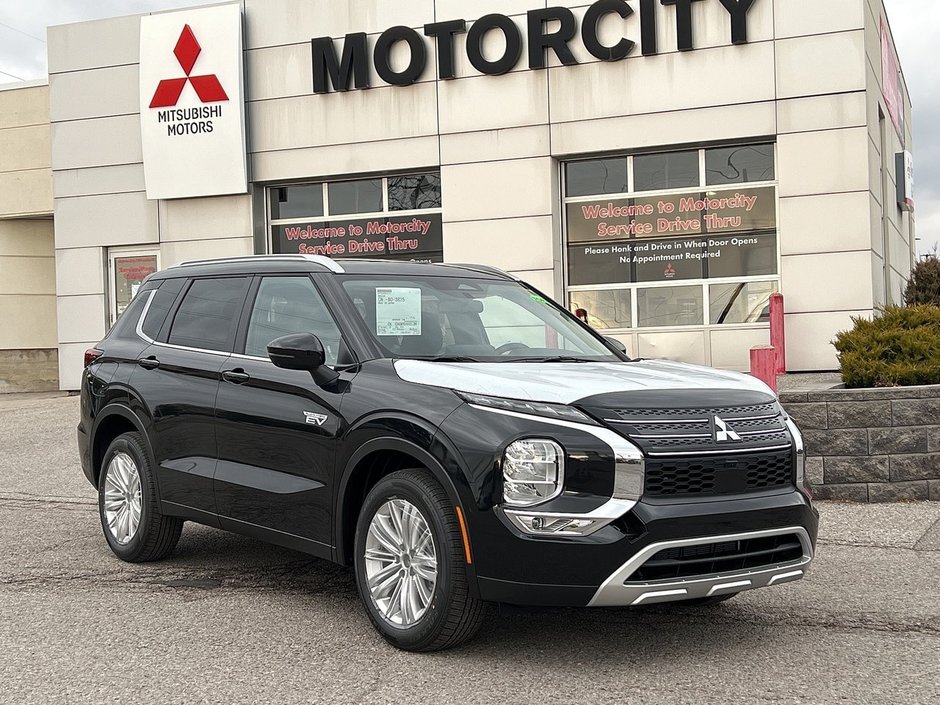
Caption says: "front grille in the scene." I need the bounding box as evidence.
[629,533,805,582]
[644,449,794,497]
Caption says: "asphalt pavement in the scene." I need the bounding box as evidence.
[1,393,938,704]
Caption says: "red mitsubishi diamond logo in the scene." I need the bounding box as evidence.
[149,25,229,109]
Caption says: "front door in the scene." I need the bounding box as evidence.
[213,275,350,555]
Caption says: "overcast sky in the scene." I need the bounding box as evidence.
[0,0,936,252]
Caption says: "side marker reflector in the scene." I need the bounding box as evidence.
[455,506,473,565]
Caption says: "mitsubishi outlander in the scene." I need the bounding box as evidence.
[78,255,818,651]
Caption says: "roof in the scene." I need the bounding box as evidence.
[150,255,514,281]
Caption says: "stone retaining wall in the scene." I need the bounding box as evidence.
[780,385,940,502]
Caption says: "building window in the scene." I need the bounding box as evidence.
[268,172,443,263]
[564,144,778,331]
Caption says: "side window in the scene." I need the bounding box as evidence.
[167,277,250,352]
[245,277,342,365]
[141,278,185,341]
[109,287,154,340]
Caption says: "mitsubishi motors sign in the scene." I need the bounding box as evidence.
[139,4,247,200]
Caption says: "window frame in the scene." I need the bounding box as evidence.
[562,143,780,333]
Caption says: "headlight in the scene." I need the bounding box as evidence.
[502,439,564,507]
[457,391,594,424]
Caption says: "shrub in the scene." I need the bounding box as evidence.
[835,306,940,388]
[904,256,940,307]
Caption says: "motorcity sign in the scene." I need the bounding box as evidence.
[312,0,758,93]
[139,4,247,200]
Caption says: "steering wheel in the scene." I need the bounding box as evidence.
[496,342,531,356]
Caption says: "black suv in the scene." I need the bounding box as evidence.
[78,255,818,651]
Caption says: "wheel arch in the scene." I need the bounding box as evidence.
[90,404,152,486]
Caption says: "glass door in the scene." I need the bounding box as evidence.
[108,248,160,326]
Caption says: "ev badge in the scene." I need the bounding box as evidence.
[714,416,741,443]
[304,412,328,427]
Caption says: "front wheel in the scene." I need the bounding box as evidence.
[354,469,486,651]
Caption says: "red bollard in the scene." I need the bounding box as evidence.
[769,293,786,374]
[750,346,778,394]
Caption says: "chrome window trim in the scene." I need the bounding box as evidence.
[587,526,813,607]
[151,341,233,358]
[135,290,157,344]
[171,255,345,274]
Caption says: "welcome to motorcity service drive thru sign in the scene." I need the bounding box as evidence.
[139,4,248,200]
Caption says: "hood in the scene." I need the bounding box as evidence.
[393,359,774,405]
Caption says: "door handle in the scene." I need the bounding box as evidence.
[222,369,251,385]
[138,356,160,370]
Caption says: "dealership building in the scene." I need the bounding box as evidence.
[0,0,916,392]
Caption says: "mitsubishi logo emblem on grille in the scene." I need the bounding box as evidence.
[714,416,741,443]
[149,24,229,108]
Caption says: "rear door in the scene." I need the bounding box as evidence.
[130,276,251,523]
[213,274,351,555]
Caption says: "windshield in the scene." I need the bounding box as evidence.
[338,275,623,362]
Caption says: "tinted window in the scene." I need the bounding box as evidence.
[566,159,628,197]
[637,285,704,328]
[141,278,185,340]
[245,277,343,365]
[388,173,442,211]
[109,289,152,340]
[271,184,323,220]
[168,278,250,352]
[329,179,383,215]
[706,144,775,185]
[710,281,777,325]
[634,151,699,191]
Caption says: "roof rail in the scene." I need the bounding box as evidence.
[170,254,345,274]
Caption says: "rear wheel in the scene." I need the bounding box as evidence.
[98,432,182,562]
[354,469,486,651]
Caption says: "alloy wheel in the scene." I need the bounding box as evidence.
[103,452,142,545]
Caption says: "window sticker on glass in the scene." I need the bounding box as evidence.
[375,288,422,337]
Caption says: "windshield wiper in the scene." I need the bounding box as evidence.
[410,355,481,363]
[500,356,598,363]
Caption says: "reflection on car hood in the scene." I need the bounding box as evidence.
[393,359,774,405]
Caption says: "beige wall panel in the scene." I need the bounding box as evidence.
[776,32,866,100]
[443,216,554,271]
[57,294,107,345]
[160,195,253,242]
[775,0,865,39]
[49,65,139,122]
[778,192,873,256]
[443,158,553,223]
[551,101,776,157]
[55,247,105,297]
[441,126,550,166]
[58,342,94,390]
[781,252,874,315]
[249,83,438,153]
[508,269,558,299]
[48,15,140,74]
[0,84,48,129]
[0,295,57,349]
[160,237,253,268]
[776,93,867,135]
[54,192,158,249]
[777,128,870,198]
[252,136,440,183]
[785,311,872,372]
[0,124,52,172]
[549,42,775,124]
[638,331,707,366]
[709,328,772,372]
[53,164,146,199]
[0,220,54,257]
[438,71,549,134]
[0,170,53,218]
[51,115,142,171]
[245,0,434,49]
[0,257,56,296]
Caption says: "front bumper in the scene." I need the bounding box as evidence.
[473,490,819,608]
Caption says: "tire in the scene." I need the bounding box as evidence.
[98,432,183,563]
[354,469,487,652]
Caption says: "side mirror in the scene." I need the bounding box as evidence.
[605,336,628,355]
[268,333,339,387]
